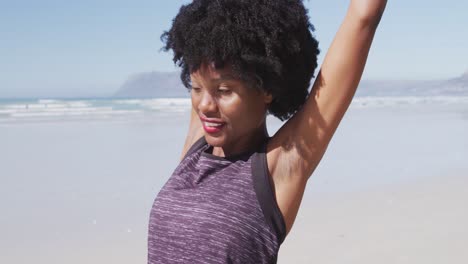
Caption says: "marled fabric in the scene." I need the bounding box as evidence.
[148,137,284,264]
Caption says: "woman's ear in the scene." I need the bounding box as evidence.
[264,92,273,104]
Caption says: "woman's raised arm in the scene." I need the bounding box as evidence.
[269,0,387,182]
[267,0,387,234]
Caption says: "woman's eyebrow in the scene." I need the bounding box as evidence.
[215,74,237,81]
[190,73,238,84]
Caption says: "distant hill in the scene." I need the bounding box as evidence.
[357,71,468,96]
[114,71,189,98]
[114,70,468,98]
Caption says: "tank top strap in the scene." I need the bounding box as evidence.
[181,136,207,161]
[251,137,287,245]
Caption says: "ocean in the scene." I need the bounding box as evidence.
[1,96,468,263]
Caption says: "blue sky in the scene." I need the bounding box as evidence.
[1,0,467,98]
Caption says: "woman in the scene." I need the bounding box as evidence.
[148,0,387,263]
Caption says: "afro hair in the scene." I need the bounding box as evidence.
[161,0,320,120]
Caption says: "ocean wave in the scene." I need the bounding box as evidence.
[113,98,190,107]
[9,109,141,118]
[0,98,190,123]
[1,96,467,123]
[351,96,468,108]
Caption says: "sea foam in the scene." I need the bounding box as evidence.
[1,96,467,124]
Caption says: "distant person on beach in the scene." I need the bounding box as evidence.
[148,0,387,263]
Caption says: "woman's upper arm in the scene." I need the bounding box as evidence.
[180,108,204,161]
[269,0,387,181]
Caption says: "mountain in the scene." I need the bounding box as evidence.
[114,71,189,98]
[444,70,468,94]
[114,70,468,98]
[356,71,468,96]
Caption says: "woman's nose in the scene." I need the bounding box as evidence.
[198,91,218,114]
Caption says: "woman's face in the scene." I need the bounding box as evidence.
[190,63,272,155]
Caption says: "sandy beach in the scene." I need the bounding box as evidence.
[279,172,468,263]
[1,97,467,263]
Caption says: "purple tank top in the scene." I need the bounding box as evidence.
[148,136,286,263]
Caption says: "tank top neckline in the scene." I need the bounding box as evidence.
[200,136,270,162]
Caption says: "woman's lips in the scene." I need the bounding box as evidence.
[202,121,225,133]
[200,117,225,133]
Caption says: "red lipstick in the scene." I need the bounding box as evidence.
[200,116,225,134]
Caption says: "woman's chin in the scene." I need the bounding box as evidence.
[204,134,226,147]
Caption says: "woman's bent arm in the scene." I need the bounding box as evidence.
[267,0,387,234]
[180,108,204,161]
[269,0,388,182]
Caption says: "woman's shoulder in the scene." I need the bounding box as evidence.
[180,135,206,161]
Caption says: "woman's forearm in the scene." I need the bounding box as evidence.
[349,0,387,25]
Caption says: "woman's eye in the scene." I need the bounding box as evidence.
[217,88,231,95]
[191,87,202,93]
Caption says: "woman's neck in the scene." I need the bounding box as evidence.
[211,122,269,157]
